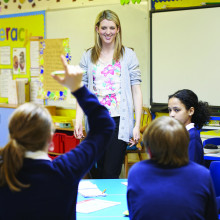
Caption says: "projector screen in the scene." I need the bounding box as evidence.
[150,6,220,109]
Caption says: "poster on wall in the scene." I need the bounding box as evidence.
[0,46,11,65]
[0,69,12,98]
[38,38,71,101]
[13,48,26,74]
[30,77,44,104]
[0,11,45,103]
[30,41,40,76]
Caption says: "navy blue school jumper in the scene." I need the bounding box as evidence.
[127,160,218,220]
[188,127,204,165]
[0,86,115,220]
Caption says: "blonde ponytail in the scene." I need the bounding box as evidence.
[0,139,30,192]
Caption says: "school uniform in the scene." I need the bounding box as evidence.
[0,86,115,220]
[186,123,204,165]
[127,160,218,220]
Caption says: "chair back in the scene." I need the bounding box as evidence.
[203,138,220,147]
[209,161,220,197]
[140,107,152,134]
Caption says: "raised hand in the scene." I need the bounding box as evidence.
[51,55,84,93]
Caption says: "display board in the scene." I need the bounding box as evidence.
[150,6,220,109]
[0,11,45,103]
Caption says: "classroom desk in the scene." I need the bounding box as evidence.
[77,179,128,219]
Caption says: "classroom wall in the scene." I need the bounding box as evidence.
[0,0,150,107]
[46,3,150,107]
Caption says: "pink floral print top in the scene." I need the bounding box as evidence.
[92,59,121,117]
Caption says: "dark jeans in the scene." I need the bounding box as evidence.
[90,117,127,179]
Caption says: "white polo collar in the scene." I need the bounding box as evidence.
[25,150,52,161]
[186,123,195,131]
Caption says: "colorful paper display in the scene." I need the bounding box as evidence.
[0,11,45,103]
[38,38,70,100]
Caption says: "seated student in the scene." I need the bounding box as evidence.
[168,89,210,165]
[127,116,217,220]
[0,55,115,220]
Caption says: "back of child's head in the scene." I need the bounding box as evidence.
[143,116,189,167]
[9,103,52,151]
[169,89,210,129]
[0,103,53,192]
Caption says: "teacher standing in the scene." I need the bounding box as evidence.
[74,10,143,179]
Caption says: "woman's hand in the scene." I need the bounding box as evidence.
[74,122,84,139]
[51,55,83,93]
[133,125,140,142]
[128,126,141,148]
[128,126,140,147]
[128,138,137,147]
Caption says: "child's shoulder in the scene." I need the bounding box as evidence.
[188,127,200,140]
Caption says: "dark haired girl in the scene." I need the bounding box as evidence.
[168,89,210,165]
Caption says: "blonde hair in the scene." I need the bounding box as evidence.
[143,116,189,167]
[0,103,53,192]
[91,10,124,64]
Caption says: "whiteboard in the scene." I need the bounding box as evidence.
[151,6,220,107]
[46,3,149,107]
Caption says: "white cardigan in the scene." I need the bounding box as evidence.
[79,47,142,142]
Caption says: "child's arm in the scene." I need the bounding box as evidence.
[51,56,115,180]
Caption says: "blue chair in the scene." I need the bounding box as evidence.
[209,162,220,219]
[203,138,220,164]
[203,138,220,147]
[124,107,152,178]
[209,161,220,197]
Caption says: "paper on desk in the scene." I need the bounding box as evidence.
[204,148,220,154]
[78,181,106,197]
[78,181,97,190]
[204,153,220,157]
[78,188,106,197]
[76,199,120,213]
[121,182,128,186]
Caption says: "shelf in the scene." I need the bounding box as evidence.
[48,152,63,156]
[55,126,74,131]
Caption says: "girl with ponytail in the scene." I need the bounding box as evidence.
[0,55,114,220]
[0,102,52,192]
[168,89,210,165]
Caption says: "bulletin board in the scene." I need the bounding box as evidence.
[38,38,70,100]
[0,10,45,103]
[150,6,220,109]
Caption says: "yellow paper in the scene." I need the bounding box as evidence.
[38,38,70,100]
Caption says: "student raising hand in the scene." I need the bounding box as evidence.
[0,54,114,220]
[51,55,83,93]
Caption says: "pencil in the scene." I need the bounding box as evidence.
[52,69,85,75]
